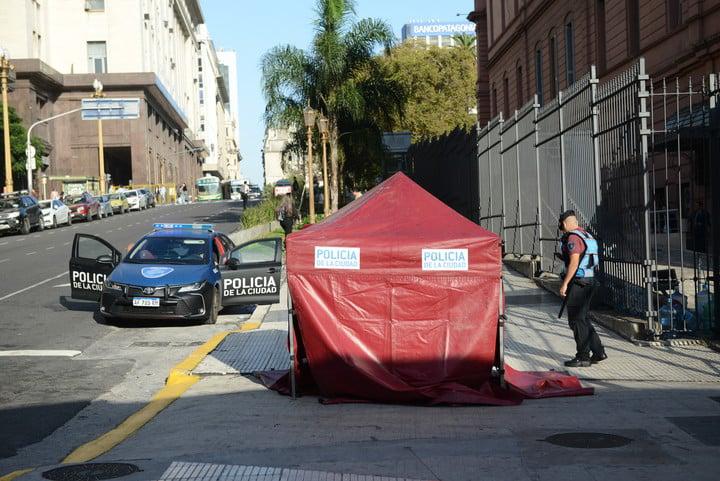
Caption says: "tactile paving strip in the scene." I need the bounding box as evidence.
[159,461,434,481]
[194,329,289,375]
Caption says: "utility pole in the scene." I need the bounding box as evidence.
[1,48,14,193]
[303,105,317,224]
[93,79,106,194]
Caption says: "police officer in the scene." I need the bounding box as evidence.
[558,210,607,367]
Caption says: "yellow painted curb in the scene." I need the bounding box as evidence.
[0,469,33,481]
[60,316,263,464]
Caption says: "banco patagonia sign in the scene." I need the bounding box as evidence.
[72,270,106,291]
[223,276,277,297]
[405,22,475,37]
[314,246,360,269]
[422,249,469,271]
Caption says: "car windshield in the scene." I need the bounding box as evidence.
[0,199,20,209]
[126,237,208,264]
[125,191,137,197]
[39,201,51,208]
[110,194,122,200]
[68,196,84,204]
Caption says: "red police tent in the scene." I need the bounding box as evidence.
[284,173,591,405]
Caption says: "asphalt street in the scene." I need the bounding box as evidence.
[0,200,247,466]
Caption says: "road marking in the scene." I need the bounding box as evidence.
[15,239,23,242]
[0,468,34,481]
[26,251,37,255]
[53,283,70,288]
[0,241,7,245]
[0,350,81,357]
[0,271,68,302]
[0,259,8,264]
[46,246,55,250]
[63,241,70,246]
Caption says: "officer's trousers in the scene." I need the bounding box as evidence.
[566,279,604,359]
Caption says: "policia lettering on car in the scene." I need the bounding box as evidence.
[67,225,283,324]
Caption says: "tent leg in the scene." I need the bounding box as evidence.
[287,278,297,399]
[497,277,507,389]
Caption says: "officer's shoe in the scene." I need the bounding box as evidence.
[564,357,591,367]
[590,352,608,364]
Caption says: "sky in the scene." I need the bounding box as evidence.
[199,0,474,185]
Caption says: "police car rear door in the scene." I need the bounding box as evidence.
[220,238,282,306]
[69,233,122,301]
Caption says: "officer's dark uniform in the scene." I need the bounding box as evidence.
[560,212,606,365]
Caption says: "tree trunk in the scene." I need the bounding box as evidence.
[329,119,340,213]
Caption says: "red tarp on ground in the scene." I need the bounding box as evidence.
[283,173,592,405]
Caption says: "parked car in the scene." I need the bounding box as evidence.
[248,185,262,200]
[39,199,72,228]
[109,193,129,214]
[0,192,44,235]
[94,195,114,218]
[67,192,100,222]
[139,188,156,208]
[124,189,147,211]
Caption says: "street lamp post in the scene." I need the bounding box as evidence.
[317,114,330,217]
[303,105,317,224]
[93,79,107,194]
[1,48,14,193]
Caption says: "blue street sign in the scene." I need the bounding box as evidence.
[81,98,140,120]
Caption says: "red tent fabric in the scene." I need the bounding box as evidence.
[285,173,592,405]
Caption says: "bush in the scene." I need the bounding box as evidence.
[241,194,281,229]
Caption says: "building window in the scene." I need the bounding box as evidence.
[627,0,640,56]
[549,35,558,98]
[667,0,681,30]
[596,0,607,73]
[87,41,107,73]
[85,0,105,11]
[565,22,575,85]
[516,64,523,107]
[535,48,543,106]
[503,75,510,117]
[492,83,498,118]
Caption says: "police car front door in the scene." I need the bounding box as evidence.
[69,234,122,301]
[220,238,282,306]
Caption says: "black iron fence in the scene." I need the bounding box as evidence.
[477,59,719,339]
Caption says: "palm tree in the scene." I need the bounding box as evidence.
[452,34,476,55]
[262,0,398,212]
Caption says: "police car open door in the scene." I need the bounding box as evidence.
[221,238,282,306]
[69,234,122,301]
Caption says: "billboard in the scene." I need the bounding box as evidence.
[402,22,475,39]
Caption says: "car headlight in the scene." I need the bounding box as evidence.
[104,279,123,290]
[178,281,205,293]
[6,212,20,218]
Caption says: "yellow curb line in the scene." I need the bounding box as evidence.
[61,318,262,465]
[0,469,34,481]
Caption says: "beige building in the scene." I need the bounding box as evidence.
[262,127,303,187]
[0,0,234,193]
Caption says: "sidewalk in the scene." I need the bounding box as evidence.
[15,269,720,481]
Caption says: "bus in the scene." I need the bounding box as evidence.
[221,179,244,200]
[195,176,222,201]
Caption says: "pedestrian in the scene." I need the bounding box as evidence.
[558,210,607,367]
[276,194,296,245]
[180,183,188,204]
[159,185,166,204]
[689,200,711,254]
[241,181,249,209]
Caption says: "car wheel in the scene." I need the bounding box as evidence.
[67,214,72,226]
[52,216,57,229]
[204,288,220,325]
[37,217,44,231]
[20,218,31,235]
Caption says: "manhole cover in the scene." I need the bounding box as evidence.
[42,463,140,481]
[543,432,632,449]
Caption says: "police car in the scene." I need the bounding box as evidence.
[68,224,283,324]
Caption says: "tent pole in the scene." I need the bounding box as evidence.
[286,274,297,399]
[497,274,506,389]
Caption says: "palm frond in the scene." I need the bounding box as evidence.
[344,18,395,69]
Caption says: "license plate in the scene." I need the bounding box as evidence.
[133,297,160,307]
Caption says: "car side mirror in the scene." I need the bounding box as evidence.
[97,254,114,265]
[226,257,240,270]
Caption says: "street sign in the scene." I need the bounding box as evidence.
[25,145,36,170]
[81,98,140,120]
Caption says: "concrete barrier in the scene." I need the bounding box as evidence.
[229,221,280,245]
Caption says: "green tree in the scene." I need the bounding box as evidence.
[378,43,477,141]
[452,34,477,55]
[0,102,46,190]
[261,0,402,212]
